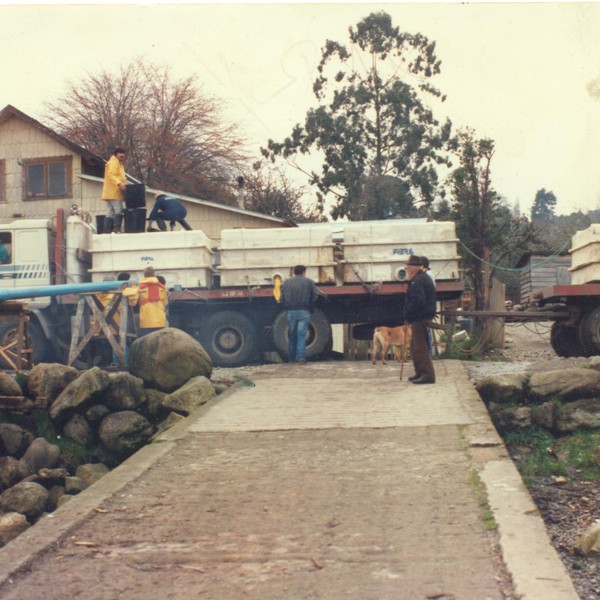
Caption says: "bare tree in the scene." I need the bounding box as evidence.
[241,162,325,223]
[46,59,247,203]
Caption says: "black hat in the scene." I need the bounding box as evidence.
[421,256,430,269]
[406,255,422,267]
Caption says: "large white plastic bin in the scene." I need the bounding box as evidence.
[89,230,214,289]
[218,227,337,286]
[570,224,600,284]
[341,220,460,283]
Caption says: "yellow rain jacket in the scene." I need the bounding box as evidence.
[101,155,126,202]
[135,276,168,329]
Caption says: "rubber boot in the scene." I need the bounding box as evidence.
[103,216,114,233]
[113,213,123,234]
[156,218,167,232]
[180,219,192,231]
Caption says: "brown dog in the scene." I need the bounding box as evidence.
[371,325,411,365]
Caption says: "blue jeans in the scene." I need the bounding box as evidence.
[287,309,310,362]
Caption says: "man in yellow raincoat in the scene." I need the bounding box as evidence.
[133,266,168,336]
[101,147,127,233]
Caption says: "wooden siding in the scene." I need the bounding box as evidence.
[519,255,571,305]
[0,115,82,219]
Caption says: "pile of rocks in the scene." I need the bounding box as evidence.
[0,327,216,547]
[475,359,600,435]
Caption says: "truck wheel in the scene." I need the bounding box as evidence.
[201,311,258,367]
[0,320,52,369]
[272,308,332,361]
[577,307,600,356]
[550,322,588,357]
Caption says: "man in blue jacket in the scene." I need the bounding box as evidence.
[404,254,437,384]
[147,193,192,231]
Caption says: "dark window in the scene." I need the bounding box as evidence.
[0,232,12,264]
[23,156,72,199]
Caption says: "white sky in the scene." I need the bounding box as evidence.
[2,2,600,217]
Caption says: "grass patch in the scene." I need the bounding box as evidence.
[504,426,568,480]
[33,410,90,462]
[555,431,600,481]
[469,470,497,531]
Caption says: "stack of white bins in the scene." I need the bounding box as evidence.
[570,224,600,284]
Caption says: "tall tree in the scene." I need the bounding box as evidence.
[530,188,557,222]
[264,11,453,221]
[46,59,246,204]
[450,130,512,310]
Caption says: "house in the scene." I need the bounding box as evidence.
[0,104,292,240]
[517,253,571,306]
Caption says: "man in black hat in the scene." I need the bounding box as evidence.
[404,254,436,384]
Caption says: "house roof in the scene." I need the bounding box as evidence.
[0,104,104,164]
[77,174,293,225]
[1,104,294,227]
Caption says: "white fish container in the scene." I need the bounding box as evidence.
[341,220,460,283]
[569,224,600,284]
[89,230,214,289]
[219,227,337,286]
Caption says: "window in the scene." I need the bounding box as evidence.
[0,232,12,264]
[23,156,72,199]
[0,160,5,202]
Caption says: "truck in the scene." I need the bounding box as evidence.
[531,223,600,359]
[0,209,464,368]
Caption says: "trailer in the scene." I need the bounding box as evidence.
[0,209,464,368]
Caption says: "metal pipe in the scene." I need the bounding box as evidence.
[0,280,127,302]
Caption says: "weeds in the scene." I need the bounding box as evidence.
[469,470,497,531]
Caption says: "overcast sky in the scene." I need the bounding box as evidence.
[2,2,600,217]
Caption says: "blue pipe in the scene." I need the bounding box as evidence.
[0,280,127,302]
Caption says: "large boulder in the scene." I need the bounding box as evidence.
[105,372,146,411]
[0,512,30,547]
[0,423,34,458]
[49,367,111,424]
[488,403,532,433]
[161,376,216,416]
[18,437,60,479]
[0,456,21,490]
[76,463,110,487]
[140,388,168,423]
[575,520,600,555]
[529,368,600,403]
[128,328,212,392]
[0,372,22,397]
[98,411,154,456]
[63,414,95,447]
[0,482,49,521]
[554,398,600,433]
[25,363,79,404]
[475,373,528,405]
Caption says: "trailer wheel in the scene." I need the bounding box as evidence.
[577,307,600,356]
[0,320,52,369]
[272,308,332,361]
[200,311,258,367]
[550,322,588,358]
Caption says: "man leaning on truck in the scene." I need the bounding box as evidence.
[101,147,127,234]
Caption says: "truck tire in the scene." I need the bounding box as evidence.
[272,308,332,361]
[0,320,52,369]
[577,307,600,356]
[550,322,588,358]
[200,311,258,367]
